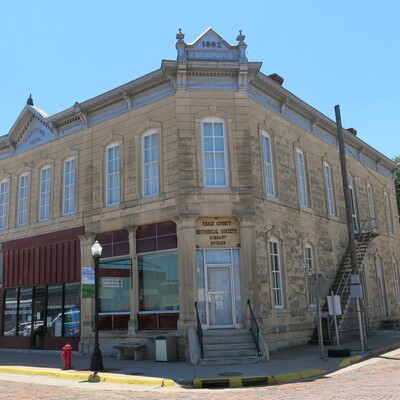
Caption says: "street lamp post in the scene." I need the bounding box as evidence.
[90,240,104,372]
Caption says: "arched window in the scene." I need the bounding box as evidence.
[17,173,29,226]
[384,191,393,234]
[142,130,159,197]
[63,157,76,216]
[0,179,9,230]
[39,165,52,221]
[323,162,335,216]
[261,131,275,196]
[295,148,309,207]
[366,183,376,228]
[106,142,121,205]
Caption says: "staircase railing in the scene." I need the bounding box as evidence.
[194,301,204,358]
[247,299,260,355]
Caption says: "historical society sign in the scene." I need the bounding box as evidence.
[195,217,240,248]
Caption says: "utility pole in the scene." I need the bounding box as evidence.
[335,105,366,352]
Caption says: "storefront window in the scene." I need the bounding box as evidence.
[64,282,81,338]
[3,288,18,336]
[99,259,130,314]
[18,287,33,336]
[46,285,63,337]
[138,250,179,312]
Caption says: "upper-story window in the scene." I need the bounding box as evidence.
[202,119,228,188]
[384,191,393,234]
[323,162,335,216]
[0,179,9,230]
[261,132,275,196]
[142,130,159,197]
[269,237,284,309]
[39,166,52,221]
[348,175,359,233]
[106,143,120,205]
[17,173,29,226]
[63,157,76,216]
[366,183,377,229]
[295,148,309,207]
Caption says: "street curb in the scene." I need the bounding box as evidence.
[192,369,327,388]
[0,366,176,387]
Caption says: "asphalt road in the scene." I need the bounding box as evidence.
[0,348,399,399]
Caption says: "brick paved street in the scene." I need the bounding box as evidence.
[0,348,399,400]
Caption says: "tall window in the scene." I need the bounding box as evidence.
[393,257,400,304]
[63,158,76,216]
[366,184,377,229]
[384,191,393,234]
[142,130,159,197]
[262,132,275,196]
[269,237,283,308]
[295,149,309,207]
[39,166,52,221]
[202,119,228,188]
[0,180,9,230]
[348,175,359,233]
[106,143,120,205]
[17,173,29,226]
[304,244,316,307]
[323,162,335,216]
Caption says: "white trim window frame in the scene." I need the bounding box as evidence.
[106,143,121,206]
[366,183,377,229]
[63,157,76,216]
[17,173,29,226]
[323,162,335,216]
[0,179,9,230]
[383,191,393,234]
[269,237,284,309]
[295,148,309,207]
[392,257,400,304]
[261,132,275,196]
[304,244,317,307]
[348,175,359,233]
[202,118,228,188]
[142,130,159,197]
[39,165,52,221]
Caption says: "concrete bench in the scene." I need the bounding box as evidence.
[113,344,146,361]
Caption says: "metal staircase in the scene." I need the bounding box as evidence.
[310,224,378,343]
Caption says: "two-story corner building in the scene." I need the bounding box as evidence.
[0,28,399,363]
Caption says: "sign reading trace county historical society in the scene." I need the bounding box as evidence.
[195,217,240,248]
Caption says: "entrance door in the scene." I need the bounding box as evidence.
[206,265,234,327]
[376,257,389,317]
[31,286,46,348]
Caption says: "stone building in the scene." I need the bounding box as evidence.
[0,29,399,363]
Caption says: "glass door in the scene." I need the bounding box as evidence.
[31,286,46,348]
[206,265,234,327]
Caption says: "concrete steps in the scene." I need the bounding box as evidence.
[199,329,260,366]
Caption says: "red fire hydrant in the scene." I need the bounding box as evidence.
[61,343,73,370]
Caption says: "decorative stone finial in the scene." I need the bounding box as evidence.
[27,94,33,106]
[175,28,187,63]
[236,30,246,44]
[176,28,185,42]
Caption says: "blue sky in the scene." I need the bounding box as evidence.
[1,1,399,159]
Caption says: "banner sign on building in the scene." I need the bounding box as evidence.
[81,267,95,298]
[195,217,240,248]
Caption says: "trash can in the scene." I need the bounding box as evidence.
[155,336,177,362]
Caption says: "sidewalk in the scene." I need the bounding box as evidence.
[0,329,399,389]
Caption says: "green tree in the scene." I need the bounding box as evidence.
[393,156,400,217]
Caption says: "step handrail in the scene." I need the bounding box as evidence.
[194,301,204,358]
[247,299,260,355]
